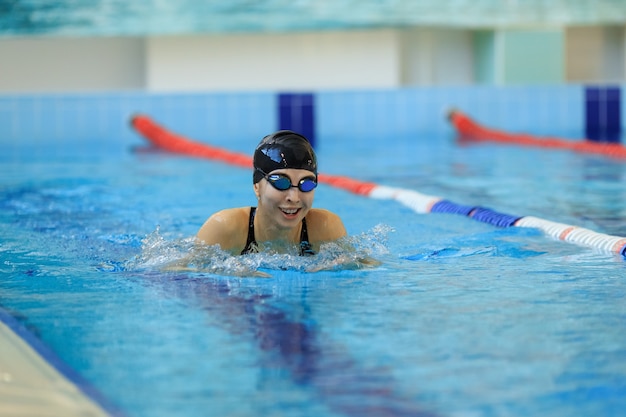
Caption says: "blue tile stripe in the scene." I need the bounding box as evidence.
[585,86,622,143]
[277,93,316,147]
[0,306,126,416]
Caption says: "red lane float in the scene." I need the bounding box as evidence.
[448,110,626,160]
[131,115,253,168]
[130,115,379,196]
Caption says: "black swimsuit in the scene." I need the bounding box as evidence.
[241,207,315,256]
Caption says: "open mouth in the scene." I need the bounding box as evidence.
[280,207,300,216]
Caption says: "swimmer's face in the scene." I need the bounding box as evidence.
[254,168,316,229]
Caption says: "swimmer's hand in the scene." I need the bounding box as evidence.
[161,247,272,278]
[305,238,384,273]
[162,261,271,278]
[306,255,381,273]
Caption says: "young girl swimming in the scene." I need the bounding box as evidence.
[196,130,347,255]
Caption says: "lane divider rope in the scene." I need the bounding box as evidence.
[448,109,626,159]
[130,114,626,257]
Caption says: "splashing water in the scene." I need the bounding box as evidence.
[124,224,393,277]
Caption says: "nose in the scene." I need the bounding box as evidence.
[285,186,300,201]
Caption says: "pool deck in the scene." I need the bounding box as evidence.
[0,318,112,417]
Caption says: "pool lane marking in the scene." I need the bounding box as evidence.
[0,307,123,417]
[130,114,626,257]
[449,110,626,159]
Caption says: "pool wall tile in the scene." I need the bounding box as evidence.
[585,86,622,142]
[1,86,623,152]
[0,92,277,152]
[606,86,621,143]
[316,85,587,141]
[278,93,316,146]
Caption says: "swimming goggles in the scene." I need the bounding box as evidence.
[257,169,317,192]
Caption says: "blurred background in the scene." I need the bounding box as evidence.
[1,0,625,92]
[0,0,625,146]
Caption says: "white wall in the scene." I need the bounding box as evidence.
[399,28,474,85]
[0,37,145,93]
[0,26,624,94]
[145,30,400,91]
[0,28,472,94]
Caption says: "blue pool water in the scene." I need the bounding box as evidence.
[1,129,626,417]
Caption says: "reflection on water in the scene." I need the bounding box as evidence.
[137,272,441,417]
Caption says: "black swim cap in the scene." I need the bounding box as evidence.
[253,130,317,183]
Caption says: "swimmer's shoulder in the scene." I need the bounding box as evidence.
[197,207,250,249]
[306,208,347,242]
[205,207,251,225]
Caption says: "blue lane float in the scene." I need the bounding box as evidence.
[365,185,626,258]
[431,201,522,228]
[468,207,522,229]
[430,200,475,216]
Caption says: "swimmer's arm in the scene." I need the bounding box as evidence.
[325,212,348,240]
[307,209,381,272]
[156,218,230,272]
[157,212,236,272]
[196,208,246,253]
[309,209,348,242]
[196,213,227,245]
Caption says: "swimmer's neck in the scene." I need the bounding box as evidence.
[254,213,303,244]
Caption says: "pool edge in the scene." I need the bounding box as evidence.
[0,307,123,417]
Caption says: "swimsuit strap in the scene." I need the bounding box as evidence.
[240,206,315,256]
[240,207,257,255]
[299,217,315,256]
